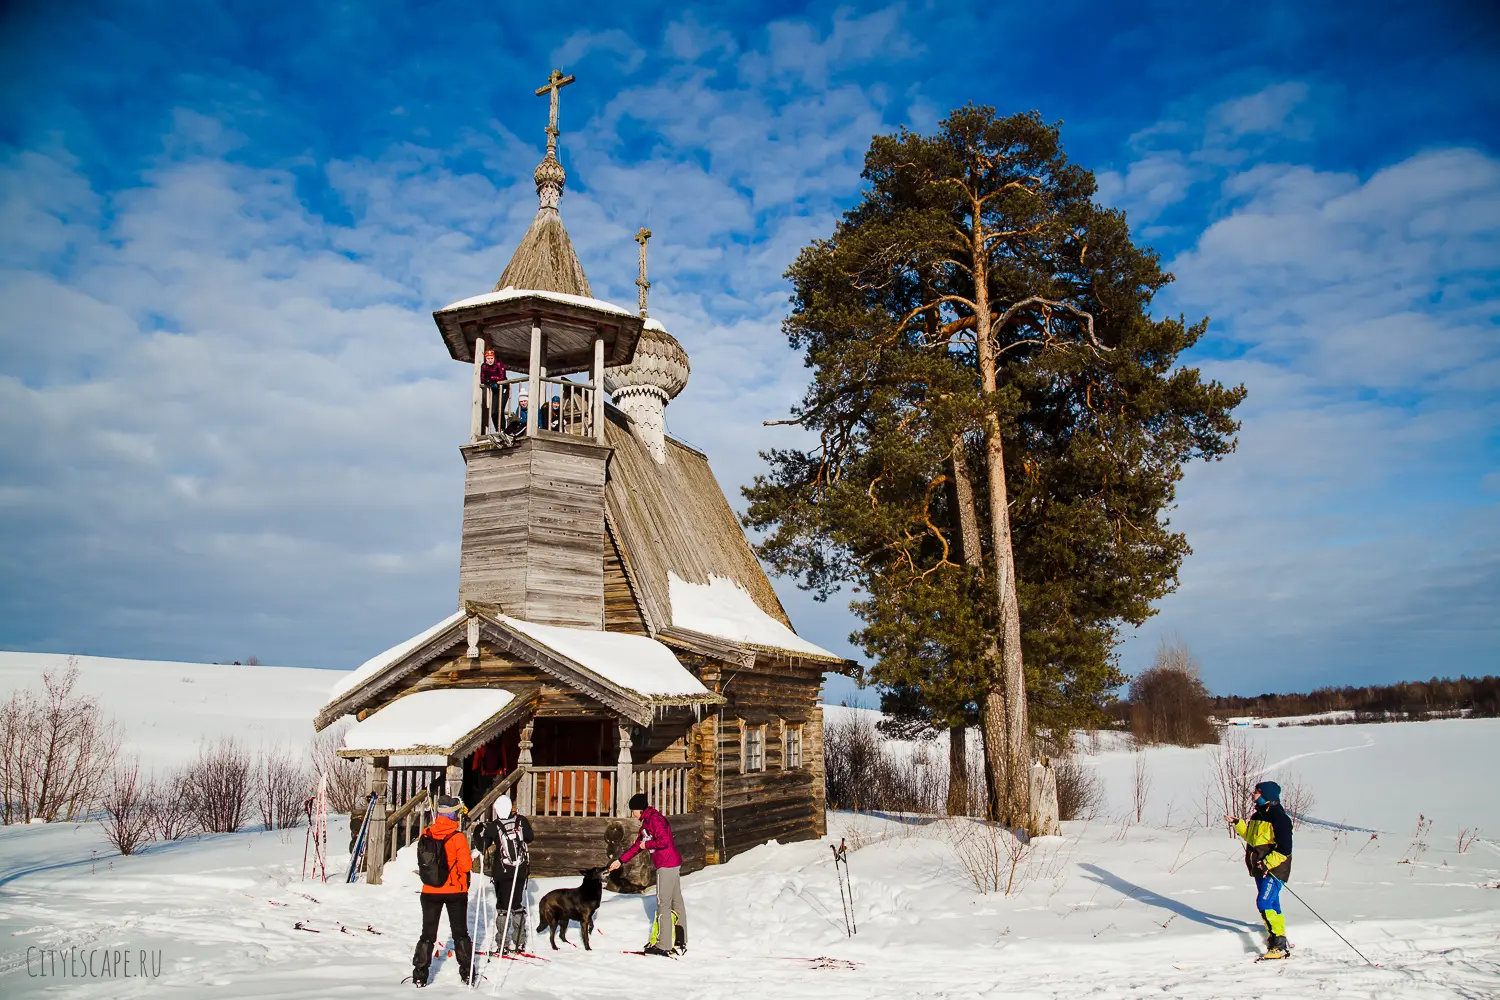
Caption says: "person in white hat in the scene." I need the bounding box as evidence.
[506,384,531,436]
[477,794,534,954]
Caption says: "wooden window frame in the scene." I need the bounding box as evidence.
[743,723,766,773]
[784,723,803,770]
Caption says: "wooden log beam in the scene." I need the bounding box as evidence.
[365,756,389,885]
[470,336,486,440]
[616,721,634,818]
[592,331,606,444]
[526,319,542,437]
[516,720,535,814]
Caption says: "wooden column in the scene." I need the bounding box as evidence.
[516,720,535,814]
[470,336,486,440]
[365,756,389,884]
[615,721,634,817]
[592,331,606,444]
[526,320,542,437]
[444,757,463,799]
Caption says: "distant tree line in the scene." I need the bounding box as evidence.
[1209,676,1500,720]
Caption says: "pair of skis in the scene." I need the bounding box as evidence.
[832,838,856,936]
[302,774,329,882]
[346,792,379,883]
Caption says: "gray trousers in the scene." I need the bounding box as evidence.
[651,866,686,946]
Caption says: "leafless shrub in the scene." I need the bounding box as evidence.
[99,758,155,855]
[824,711,947,814]
[1208,728,1266,827]
[148,768,198,841]
[1280,774,1315,829]
[1129,638,1218,747]
[1399,814,1433,866]
[1052,756,1103,822]
[309,723,361,815]
[947,819,1032,895]
[0,664,120,824]
[187,737,252,833]
[1131,751,1153,824]
[255,747,310,831]
[1457,827,1480,854]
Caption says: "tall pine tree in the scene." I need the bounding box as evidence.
[745,107,1245,827]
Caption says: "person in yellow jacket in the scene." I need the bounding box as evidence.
[1226,780,1294,960]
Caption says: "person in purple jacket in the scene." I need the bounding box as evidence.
[479,348,507,432]
[606,793,686,956]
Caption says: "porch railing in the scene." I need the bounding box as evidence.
[535,377,596,439]
[472,375,598,442]
[634,763,691,817]
[477,375,531,436]
[527,767,615,818]
[382,765,444,857]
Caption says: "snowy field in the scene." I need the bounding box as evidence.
[2,653,1498,997]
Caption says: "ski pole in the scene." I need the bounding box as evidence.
[840,839,856,935]
[469,871,487,990]
[302,798,313,880]
[831,841,851,937]
[1273,875,1376,967]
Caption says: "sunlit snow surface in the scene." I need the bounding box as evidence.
[0,654,1497,998]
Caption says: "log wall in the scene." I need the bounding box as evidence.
[529,813,706,878]
[691,656,827,863]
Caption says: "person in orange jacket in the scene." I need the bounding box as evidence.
[411,794,474,987]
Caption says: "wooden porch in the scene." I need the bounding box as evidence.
[359,715,698,884]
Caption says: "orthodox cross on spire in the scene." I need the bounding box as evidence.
[635,227,652,318]
[530,69,576,212]
[535,69,576,151]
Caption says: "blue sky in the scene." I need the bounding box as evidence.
[1,1,1496,705]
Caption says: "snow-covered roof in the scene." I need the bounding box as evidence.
[500,615,710,699]
[340,688,516,756]
[643,317,666,332]
[667,573,842,661]
[436,286,636,319]
[328,609,466,701]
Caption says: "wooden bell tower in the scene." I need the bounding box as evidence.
[430,70,644,629]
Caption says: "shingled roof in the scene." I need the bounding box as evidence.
[494,204,592,297]
[601,410,850,667]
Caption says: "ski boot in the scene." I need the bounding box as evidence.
[1261,935,1289,961]
[673,925,687,956]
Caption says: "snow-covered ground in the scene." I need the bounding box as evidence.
[2,653,1498,997]
[0,651,336,771]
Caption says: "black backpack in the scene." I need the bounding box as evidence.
[417,830,456,887]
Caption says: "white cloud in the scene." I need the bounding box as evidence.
[0,10,920,668]
[552,29,646,75]
[1121,137,1500,692]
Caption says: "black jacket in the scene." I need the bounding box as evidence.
[1242,800,1294,881]
[477,814,534,872]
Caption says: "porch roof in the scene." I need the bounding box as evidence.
[336,687,529,758]
[315,605,724,732]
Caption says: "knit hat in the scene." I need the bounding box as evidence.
[493,794,513,820]
[436,794,462,817]
[1254,781,1282,802]
[628,793,648,811]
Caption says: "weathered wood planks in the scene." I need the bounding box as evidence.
[459,436,608,628]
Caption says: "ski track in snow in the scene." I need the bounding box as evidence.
[1257,734,1378,777]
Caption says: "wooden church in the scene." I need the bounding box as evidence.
[312,70,851,886]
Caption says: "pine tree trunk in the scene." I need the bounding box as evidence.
[949,442,1003,819]
[970,214,1033,830]
[946,724,969,816]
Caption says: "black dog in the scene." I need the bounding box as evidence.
[536,867,605,950]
